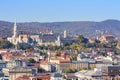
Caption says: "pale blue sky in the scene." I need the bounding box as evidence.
[0,0,119,22]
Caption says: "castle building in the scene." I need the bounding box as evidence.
[7,20,61,46]
[38,35,61,46]
[7,21,29,45]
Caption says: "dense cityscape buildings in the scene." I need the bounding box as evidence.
[0,19,120,80]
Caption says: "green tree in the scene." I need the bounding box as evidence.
[71,53,78,60]
[79,67,87,70]
[78,35,88,43]
[98,50,106,56]
[90,65,96,70]
[78,35,84,43]
[70,43,85,50]
[0,40,14,49]
[65,67,77,73]
[115,48,120,55]
[65,68,72,73]
[117,41,120,49]
[17,43,33,50]
[37,45,48,50]
[28,58,36,63]
[85,43,98,48]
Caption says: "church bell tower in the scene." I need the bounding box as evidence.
[13,20,17,38]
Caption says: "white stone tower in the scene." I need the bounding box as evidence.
[64,30,67,38]
[57,35,61,42]
[47,51,50,62]
[56,35,61,46]
[13,20,17,38]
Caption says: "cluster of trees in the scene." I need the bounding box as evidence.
[28,58,36,63]
[65,65,96,73]
[65,67,77,73]
[71,53,78,60]
[65,66,89,73]
[38,51,48,58]
[70,43,85,51]
[37,45,68,51]
[17,43,33,50]
[90,65,96,70]
[0,40,34,51]
[117,41,120,49]
[79,67,87,71]
[0,40,14,49]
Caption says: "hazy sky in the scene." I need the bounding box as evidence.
[0,0,119,22]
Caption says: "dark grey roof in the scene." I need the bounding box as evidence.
[40,35,57,42]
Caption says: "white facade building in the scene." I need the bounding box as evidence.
[7,21,29,45]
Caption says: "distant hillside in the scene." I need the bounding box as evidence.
[0,19,120,39]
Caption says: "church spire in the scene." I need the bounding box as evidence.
[13,20,17,38]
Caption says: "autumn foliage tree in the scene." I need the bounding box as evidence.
[117,41,120,49]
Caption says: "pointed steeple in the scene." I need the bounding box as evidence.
[13,20,17,38]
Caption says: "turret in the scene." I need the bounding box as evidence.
[64,30,67,38]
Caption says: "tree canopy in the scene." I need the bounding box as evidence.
[78,35,88,43]
[71,53,78,60]
[17,43,33,50]
[28,58,36,63]
[70,43,85,51]
[117,41,120,49]
[0,40,14,49]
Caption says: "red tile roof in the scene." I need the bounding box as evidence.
[15,76,30,80]
[59,59,71,63]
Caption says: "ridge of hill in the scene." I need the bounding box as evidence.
[0,19,120,39]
